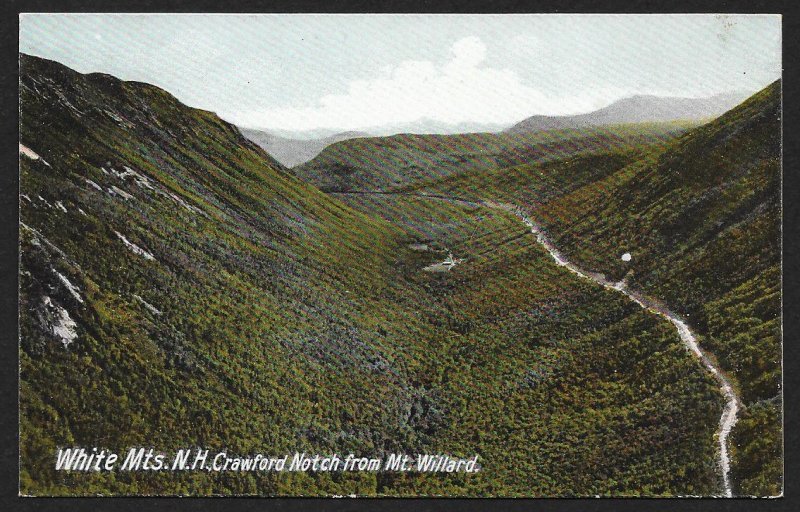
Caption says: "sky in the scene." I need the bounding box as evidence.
[20,14,781,136]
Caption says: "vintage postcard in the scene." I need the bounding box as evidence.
[18,13,782,497]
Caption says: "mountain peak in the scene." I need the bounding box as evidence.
[506,91,755,134]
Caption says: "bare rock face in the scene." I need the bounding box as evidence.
[36,296,78,348]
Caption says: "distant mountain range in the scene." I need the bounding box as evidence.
[239,128,369,168]
[244,92,752,167]
[506,92,753,134]
[371,119,510,136]
[240,119,510,168]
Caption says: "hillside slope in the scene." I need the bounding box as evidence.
[19,54,730,496]
[408,81,782,496]
[536,82,783,496]
[293,123,692,192]
[19,53,437,494]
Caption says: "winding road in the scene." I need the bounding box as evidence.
[334,190,740,496]
[490,201,740,497]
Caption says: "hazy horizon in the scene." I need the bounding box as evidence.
[20,14,781,137]
[242,89,758,139]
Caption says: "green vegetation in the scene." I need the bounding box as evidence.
[405,81,782,496]
[293,122,691,192]
[19,53,780,497]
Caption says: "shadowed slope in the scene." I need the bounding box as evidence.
[407,81,782,496]
[19,53,736,497]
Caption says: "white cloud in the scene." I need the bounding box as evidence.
[226,36,623,132]
[448,36,487,69]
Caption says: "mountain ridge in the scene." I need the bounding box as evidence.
[293,123,693,193]
[240,127,369,168]
[506,91,753,134]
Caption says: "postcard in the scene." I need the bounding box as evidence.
[18,13,782,497]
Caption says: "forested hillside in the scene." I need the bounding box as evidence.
[19,53,436,494]
[403,81,782,496]
[19,53,777,497]
[293,124,691,192]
